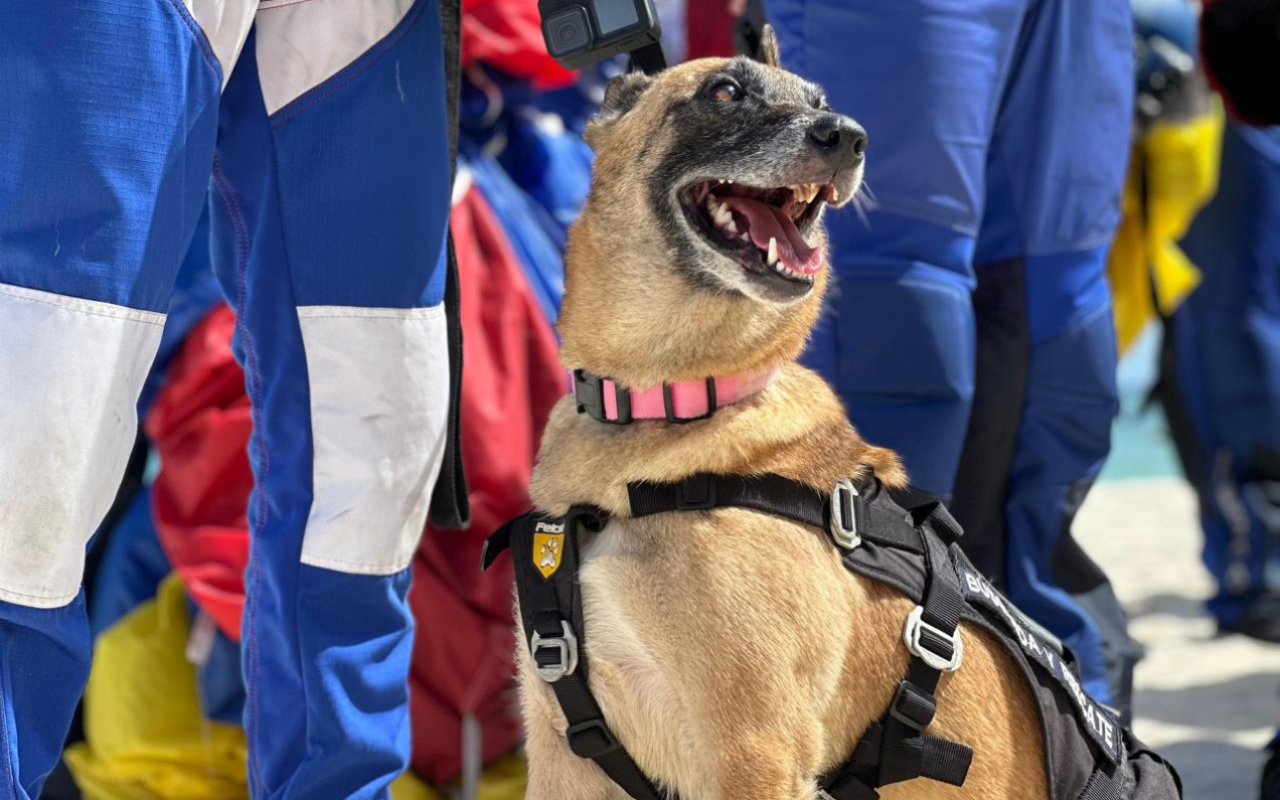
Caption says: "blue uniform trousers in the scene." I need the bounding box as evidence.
[0,2,453,796]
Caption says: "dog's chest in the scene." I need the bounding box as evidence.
[569,511,865,773]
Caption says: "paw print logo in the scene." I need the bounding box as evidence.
[533,523,566,579]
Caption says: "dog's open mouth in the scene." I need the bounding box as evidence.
[679,179,836,284]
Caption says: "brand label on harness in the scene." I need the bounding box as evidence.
[533,520,567,580]
[959,568,1121,764]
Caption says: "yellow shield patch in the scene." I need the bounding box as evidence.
[533,521,566,579]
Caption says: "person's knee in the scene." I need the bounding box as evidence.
[0,285,161,608]
[295,306,451,576]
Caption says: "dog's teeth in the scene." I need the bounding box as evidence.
[717,178,725,184]
[831,187,840,203]
[712,203,733,227]
[727,179,734,184]
[724,218,738,235]
[767,237,778,266]
[740,232,750,242]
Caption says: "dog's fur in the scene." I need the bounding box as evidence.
[520,33,1048,800]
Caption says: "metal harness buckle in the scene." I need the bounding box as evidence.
[903,606,963,672]
[530,620,580,683]
[829,478,862,550]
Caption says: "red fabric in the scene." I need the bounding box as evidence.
[143,187,562,783]
[686,1,736,59]
[146,306,253,643]
[461,0,576,88]
[408,186,563,783]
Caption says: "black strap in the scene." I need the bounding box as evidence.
[630,473,825,527]
[486,474,973,800]
[496,508,667,800]
[628,42,667,74]
[427,0,469,529]
[627,473,927,553]
[1077,765,1123,800]
[428,236,469,529]
[822,514,972,799]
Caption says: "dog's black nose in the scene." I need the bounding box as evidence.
[807,115,867,168]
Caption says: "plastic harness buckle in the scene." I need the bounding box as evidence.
[829,479,863,550]
[574,369,631,424]
[530,620,580,682]
[566,719,621,759]
[888,680,938,731]
[903,606,963,672]
[675,474,717,509]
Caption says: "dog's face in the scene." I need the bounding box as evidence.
[582,33,866,307]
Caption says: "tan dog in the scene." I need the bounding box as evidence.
[520,31,1047,800]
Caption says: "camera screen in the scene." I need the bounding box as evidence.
[591,0,639,35]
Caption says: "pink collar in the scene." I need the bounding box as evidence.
[571,366,778,424]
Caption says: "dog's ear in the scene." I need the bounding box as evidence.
[758,23,782,69]
[585,71,653,145]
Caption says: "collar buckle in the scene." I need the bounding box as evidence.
[574,369,631,424]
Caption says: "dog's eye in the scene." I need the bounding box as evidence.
[811,95,826,110]
[710,81,742,103]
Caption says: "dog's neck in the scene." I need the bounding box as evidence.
[557,212,825,389]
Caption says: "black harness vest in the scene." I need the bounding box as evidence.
[483,473,1182,800]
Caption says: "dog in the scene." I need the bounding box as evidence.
[519,29,1048,799]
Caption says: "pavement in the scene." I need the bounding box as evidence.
[1078,478,1280,800]
[1073,327,1280,800]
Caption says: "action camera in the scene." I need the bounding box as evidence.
[538,0,662,71]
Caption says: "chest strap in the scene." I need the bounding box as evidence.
[482,473,973,800]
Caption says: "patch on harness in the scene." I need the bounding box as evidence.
[959,567,1122,764]
[534,520,567,579]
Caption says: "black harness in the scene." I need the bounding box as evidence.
[483,472,1182,800]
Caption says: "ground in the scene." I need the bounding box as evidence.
[1079,478,1280,800]
[1074,328,1280,800]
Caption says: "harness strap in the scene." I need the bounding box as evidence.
[1077,766,1124,800]
[628,472,928,554]
[483,474,973,800]
[824,514,972,799]
[489,508,668,800]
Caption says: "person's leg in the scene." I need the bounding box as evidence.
[0,3,248,795]
[954,0,1136,709]
[764,0,1026,496]
[209,3,454,796]
[1178,122,1280,633]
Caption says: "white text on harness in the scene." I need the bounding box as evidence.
[960,568,1120,763]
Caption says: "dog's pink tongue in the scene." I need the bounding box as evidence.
[720,196,821,274]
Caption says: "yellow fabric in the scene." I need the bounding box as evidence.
[472,753,528,800]
[382,754,528,800]
[64,573,526,799]
[1108,104,1224,354]
[64,574,247,800]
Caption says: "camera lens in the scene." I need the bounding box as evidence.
[544,7,591,56]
